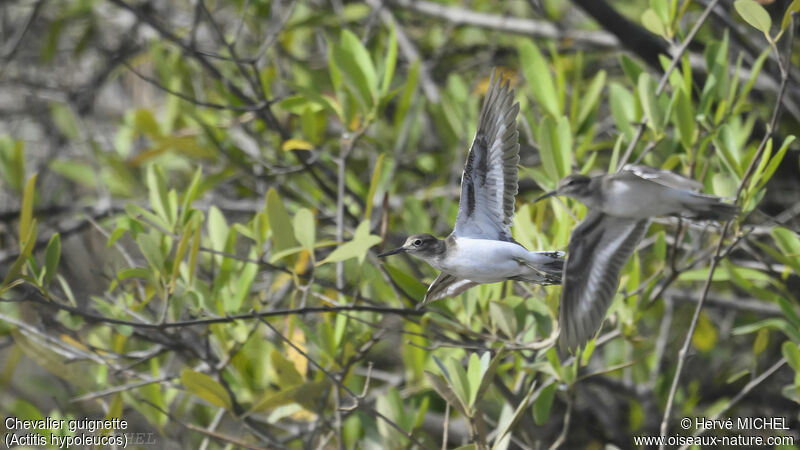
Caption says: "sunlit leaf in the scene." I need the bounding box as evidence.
[692,312,718,352]
[293,208,315,250]
[519,40,560,117]
[317,220,381,265]
[734,0,772,35]
[180,369,233,410]
[19,173,37,246]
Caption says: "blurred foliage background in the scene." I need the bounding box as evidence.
[1,0,800,448]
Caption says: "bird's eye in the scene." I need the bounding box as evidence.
[413,239,422,246]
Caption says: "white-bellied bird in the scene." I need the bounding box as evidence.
[379,70,564,305]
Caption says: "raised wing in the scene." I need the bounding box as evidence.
[560,210,649,351]
[419,272,479,307]
[453,70,520,241]
[621,164,702,191]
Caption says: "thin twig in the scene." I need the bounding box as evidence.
[14,286,422,329]
[387,0,618,48]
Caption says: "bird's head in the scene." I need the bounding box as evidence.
[534,174,593,202]
[377,234,443,260]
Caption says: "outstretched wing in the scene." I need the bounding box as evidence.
[621,164,702,191]
[419,272,480,307]
[453,70,520,242]
[560,210,650,351]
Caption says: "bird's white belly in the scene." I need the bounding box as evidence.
[434,238,525,283]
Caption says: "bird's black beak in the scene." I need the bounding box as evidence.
[534,190,558,203]
[378,246,405,258]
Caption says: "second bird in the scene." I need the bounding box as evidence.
[536,165,739,351]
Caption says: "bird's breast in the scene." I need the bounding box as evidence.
[437,238,525,282]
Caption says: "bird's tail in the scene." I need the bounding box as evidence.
[516,251,565,285]
[682,193,740,221]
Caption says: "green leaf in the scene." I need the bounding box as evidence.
[19,173,37,246]
[537,116,572,184]
[638,73,664,132]
[44,233,61,287]
[381,21,398,95]
[2,220,36,291]
[384,264,428,300]
[0,138,25,191]
[293,208,315,251]
[577,70,606,128]
[365,154,385,221]
[651,0,671,24]
[490,301,518,338]
[756,135,795,192]
[610,83,636,140]
[519,40,560,117]
[134,109,162,138]
[180,369,233,411]
[556,116,573,178]
[340,29,378,99]
[753,329,769,356]
[170,222,193,293]
[620,55,644,86]
[425,370,468,416]
[782,0,800,30]
[783,341,800,371]
[733,318,800,343]
[250,380,329,412]
[466,353,482,407]
[207,205,229,252]
[533,382,557,425]
[772,227,800,274]
[494,379,537,448]
[475,350,505,406]
[49,160,97,188]
[317,220,381,265]
[333,30,378,114]
[537,117,559,185]
[445,358,472,414]
[266,188,299,254]
[136,232,165,273]
[271,350,304,387]
[734,0,772,35]
[146,165,173,229]
[328,40,342,92]
[692,312,718,352]
[394,60,419,130]
[641,9,667,38]
[713,124,742,178]
[674,88,695,149]
[777,297,800,335]
[50,103,80,140]
[180,166,203,225]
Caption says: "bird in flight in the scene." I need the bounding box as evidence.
[379,70,564,306]
[536,164,739,351]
